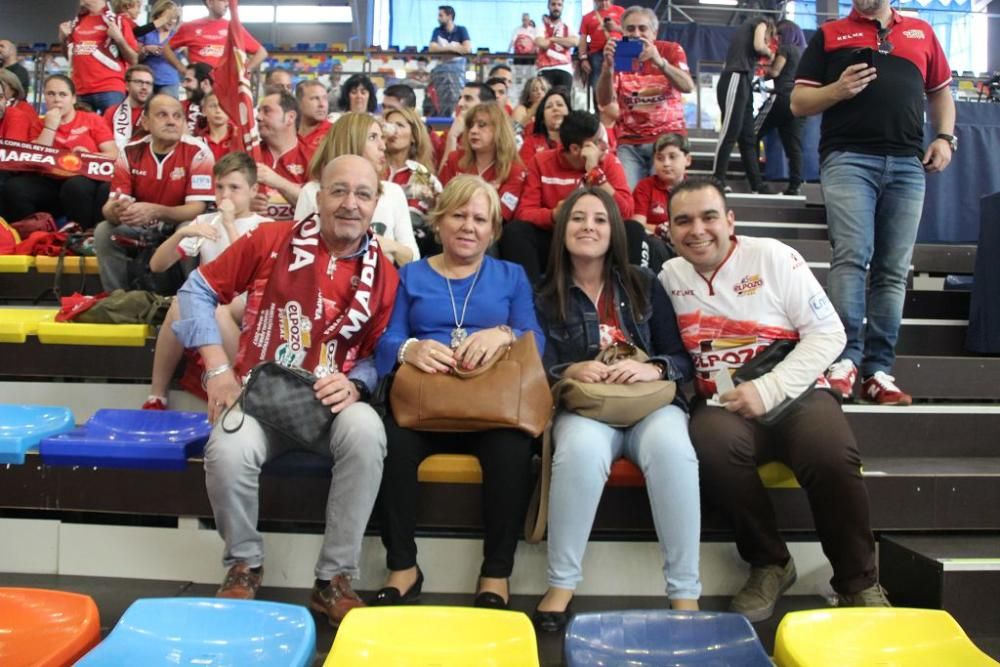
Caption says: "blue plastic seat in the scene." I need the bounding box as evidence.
[39,409,211,470]
[565,610,772,667]
[76,598,315,666]
[0,404,75,464]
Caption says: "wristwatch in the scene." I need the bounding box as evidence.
[350,379,371,403]
[936,133,957,152]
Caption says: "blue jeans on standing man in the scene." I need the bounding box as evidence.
[821,150,926,377]
[77,91,126,115]
[618,141,655,190]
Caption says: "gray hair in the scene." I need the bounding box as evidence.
[622,6,658,33]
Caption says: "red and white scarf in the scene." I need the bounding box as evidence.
[238,215,393,378]
[111,97,137,149]
[68,4,124,73]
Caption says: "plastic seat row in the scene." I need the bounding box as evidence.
[0,405,210,466]
[0,307,150,346]
[0,255,100,274]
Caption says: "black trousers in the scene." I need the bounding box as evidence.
[539,68,574,93]
[689,391,877,595]
[756,93,804,187]
[379,415,534,578]
[501,219,672,286]
[714,71,764,190]
[3,173,110,230]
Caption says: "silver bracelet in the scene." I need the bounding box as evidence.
[397,338,417,365]
[201,363,232,389]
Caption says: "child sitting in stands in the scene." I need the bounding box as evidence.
[142,152,273,410]
[631,133,692,243]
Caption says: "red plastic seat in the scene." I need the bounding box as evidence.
[0,588,101,667]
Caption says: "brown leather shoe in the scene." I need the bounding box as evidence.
[310,574,365,626]
[216,563,263,600]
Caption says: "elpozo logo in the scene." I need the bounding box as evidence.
[733,274,764,297]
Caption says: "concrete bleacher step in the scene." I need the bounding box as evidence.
[879,535,1000,643]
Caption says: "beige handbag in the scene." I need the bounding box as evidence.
[525,343,676,543]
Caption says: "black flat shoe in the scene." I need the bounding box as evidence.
[473,591,509,609]
[371,566,423,606]
[532,606,573,633]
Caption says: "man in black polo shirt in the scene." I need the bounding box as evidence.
[791,0,955,406]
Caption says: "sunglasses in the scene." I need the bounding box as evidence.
[877,27,894,55]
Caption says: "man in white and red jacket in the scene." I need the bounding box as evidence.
[535,0,578,92]
[502,110,632,284]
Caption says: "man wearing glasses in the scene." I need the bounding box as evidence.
[791,0,955,406]
[104,64,155,150]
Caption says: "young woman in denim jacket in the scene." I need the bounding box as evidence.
[532,186,701,632]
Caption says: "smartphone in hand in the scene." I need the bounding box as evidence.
[852,47,875,69]
[614,38,644,73]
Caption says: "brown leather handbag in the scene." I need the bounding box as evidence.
[390,330,553,437]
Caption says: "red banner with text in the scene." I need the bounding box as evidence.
[0,138,115,181]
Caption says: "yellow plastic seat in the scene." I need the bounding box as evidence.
[36,312,150,347]
[325,606,540,666]
[0,308,59,343]
[34,255,100,274]
[0,256,35,273]
[773,608,999,667]
[758,462,799,488]
[418,454,483,483]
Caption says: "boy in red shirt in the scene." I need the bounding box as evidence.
[164,0,267,72]
[632,132,690,239]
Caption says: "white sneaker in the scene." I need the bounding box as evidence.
[825,359,858,401]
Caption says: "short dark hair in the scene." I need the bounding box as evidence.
[488,64,512,77]
[383,83,417,108]
[653,132,690,155]
[125,64,154,82]
[265,67,292,83]
[214,151,258,185]
[263,89,299,115]
[438,5,455,19]
[667,176,729,219]
[558,109,600,151]
[187,62,213,84]
[295,79,327,100]
[463,82,496,103]
[338,74,377,113]
[485,77,509,91]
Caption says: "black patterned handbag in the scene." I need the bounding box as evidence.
[221,362,334,447]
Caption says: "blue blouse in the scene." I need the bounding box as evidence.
[139,30,180,86]
[375,256,544,377]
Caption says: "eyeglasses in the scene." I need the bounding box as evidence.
[877,27,893,55]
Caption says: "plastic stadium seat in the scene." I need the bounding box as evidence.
[0,404,75,464]
[39,409,211,470]
[325,606,540,666]
[36,312,150,346]
[76,598,315,666]
[565,610,772,667]
[0,587,101,666]
[773,608,1000,667]
[0,255,35,273]
[0,308,58,343]
[34,255,100,274]
[418,453,483,483]
[608,458,800,489]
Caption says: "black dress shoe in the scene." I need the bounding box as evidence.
[473,591,509,609]
[532,606,573,633]
[371,566,423,606]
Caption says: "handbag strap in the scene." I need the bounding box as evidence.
[524,421,553,544]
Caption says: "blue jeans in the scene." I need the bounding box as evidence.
[618,141,655,190]
[821,150,926,376]
[77,91,125,115]
[586,51,603,108]
[154,83,180,98]
[547,405,701,599]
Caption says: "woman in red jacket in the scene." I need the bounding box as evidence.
[439,103,526,222]
[4,75,117,229]
[518,88,570,164]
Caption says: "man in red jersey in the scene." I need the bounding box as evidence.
[164,0,267,73]
[253,90,310,220]
[296,80,332,158]
[577,0,624,103]
[95,93,215,290]
[103,64,154,149]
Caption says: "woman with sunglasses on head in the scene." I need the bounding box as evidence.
[384,106,444,256]
[295,112,419,266]
[519,87,570,163]
[532,186,699,633]
[439,103,526,223]
[512,75,550,128]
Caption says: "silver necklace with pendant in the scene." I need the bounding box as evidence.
[444,259,483,349]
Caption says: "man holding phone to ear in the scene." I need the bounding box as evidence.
[791,0,955,406]
[597,6,693,189]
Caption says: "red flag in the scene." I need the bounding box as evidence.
[214,0,261,160]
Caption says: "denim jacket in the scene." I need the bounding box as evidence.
[536,268,694,409]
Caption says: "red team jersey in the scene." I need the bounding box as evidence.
[259,140,311,220]
[438,150,528,220]
[536,18,575,71]
[632,175,670,227]
[67,13,138,95]
[579,5,625,55]
[48,111,114,153]
[169,17,261,68]
[103,100,145,147]
[615,41,689,143]
[659,236,841,398]
[299,120,332,159]
[111,134,215,206]
[0,101,41,142]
